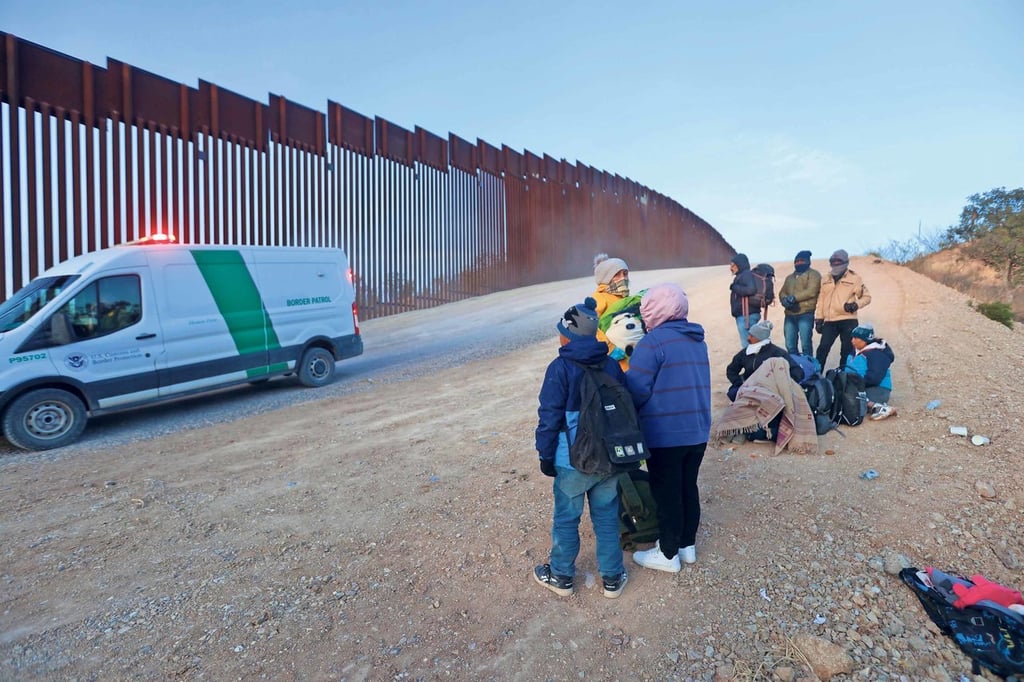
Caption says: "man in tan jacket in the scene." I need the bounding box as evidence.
[814,249,870,371]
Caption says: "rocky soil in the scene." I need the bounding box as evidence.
[1,257,1022,681]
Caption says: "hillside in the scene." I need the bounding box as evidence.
[909,244,1024,322]
[1,257,1023,681]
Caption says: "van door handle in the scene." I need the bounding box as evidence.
[136,333,157,340]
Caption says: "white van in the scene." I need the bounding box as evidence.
[0,241,363,451]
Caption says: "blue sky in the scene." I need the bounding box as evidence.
[2,0,1022,262]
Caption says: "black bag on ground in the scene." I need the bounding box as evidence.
[826,367,868,426]
[567,362,646,475]
[803,374,836,435]
[618,469,659,550]
[900,567,1024,678]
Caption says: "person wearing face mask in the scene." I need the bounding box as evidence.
[814,249,871,371]
[725,320,801,402]
[778,250,822,357]
[592,253,634,369]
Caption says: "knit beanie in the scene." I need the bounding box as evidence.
[594,253,628,285]
[829,249,849,277]
[557,297,600,339]
[794,250,812,273]
[640,283,689,330]
[851,324,875,342]
[748,319,773,342]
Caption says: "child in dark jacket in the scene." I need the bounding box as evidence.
[626,284,712,573]
[533,297,629,599]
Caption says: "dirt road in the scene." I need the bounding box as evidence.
[2,257,1022,680]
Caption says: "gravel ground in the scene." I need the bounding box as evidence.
[1,258,1022,681]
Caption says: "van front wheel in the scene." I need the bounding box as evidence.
[3,388,88,451]
[297,347,336,387]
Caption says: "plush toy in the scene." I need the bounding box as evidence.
[599,293,646,361]
[604,311,645,360]
[951,575,1024,609]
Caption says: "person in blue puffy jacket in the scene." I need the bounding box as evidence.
[626,283,712,573]
[844,323,897,421]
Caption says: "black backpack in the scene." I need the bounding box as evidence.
[826,368,868,426]
[617,469,659,550]
[567,362,646,476]
[750,263,776,312]
[900,567,1024,678]
[803,375,837,435]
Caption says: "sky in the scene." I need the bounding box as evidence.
[2,0,1022,262]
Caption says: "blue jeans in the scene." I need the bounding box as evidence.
[549,467,624,579]
[784,312,814,356]
[734,312,761,348]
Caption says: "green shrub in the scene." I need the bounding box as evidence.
[974,301,1015,328]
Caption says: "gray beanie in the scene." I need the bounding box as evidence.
[748,319,773,342]
[594,253,628,285]
[557,297,600,339]
[829,249,849,265]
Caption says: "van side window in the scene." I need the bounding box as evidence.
[18,275,142,351]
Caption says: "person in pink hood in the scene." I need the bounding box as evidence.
[625,283,712,574]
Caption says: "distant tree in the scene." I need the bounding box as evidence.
[943,187,1024,286]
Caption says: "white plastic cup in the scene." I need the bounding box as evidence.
[949,426,968,437]
[971,435,990,446]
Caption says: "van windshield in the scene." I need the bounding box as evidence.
[0,276,79,332]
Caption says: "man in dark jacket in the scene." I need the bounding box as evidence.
[725,319,801,401]
[728,253,762,348]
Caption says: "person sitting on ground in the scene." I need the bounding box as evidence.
[533,297,629,599]
[725,320,801,402]
[844,323,897,421]
[711,357,818,454]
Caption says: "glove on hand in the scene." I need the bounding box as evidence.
[780,295,798,309]
[952,575,1024,609]
[609,347,627,361]
[844,301,859,313]
[539,459,557,477]
[814,319,824,334]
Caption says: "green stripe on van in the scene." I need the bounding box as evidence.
[190,250,282,356]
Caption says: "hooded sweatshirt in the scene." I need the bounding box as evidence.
[626,318,712,448]
[729,253,758,318]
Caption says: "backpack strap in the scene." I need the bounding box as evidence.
[617,472,648,520]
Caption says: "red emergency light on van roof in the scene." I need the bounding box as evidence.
[127,233,178,246]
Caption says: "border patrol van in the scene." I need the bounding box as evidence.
[0,241,363,451]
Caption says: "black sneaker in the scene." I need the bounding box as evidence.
[533,564,573,597]
[602,570,628,599]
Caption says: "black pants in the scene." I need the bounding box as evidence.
[646,443,706,559]
[816,319,858,371]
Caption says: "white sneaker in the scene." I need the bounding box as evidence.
[632,541,681,573]
[870,404,896,421]
[678,545,697,564]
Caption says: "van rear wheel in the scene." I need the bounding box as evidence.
[297,347,336,387]
[3,388,88,451]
